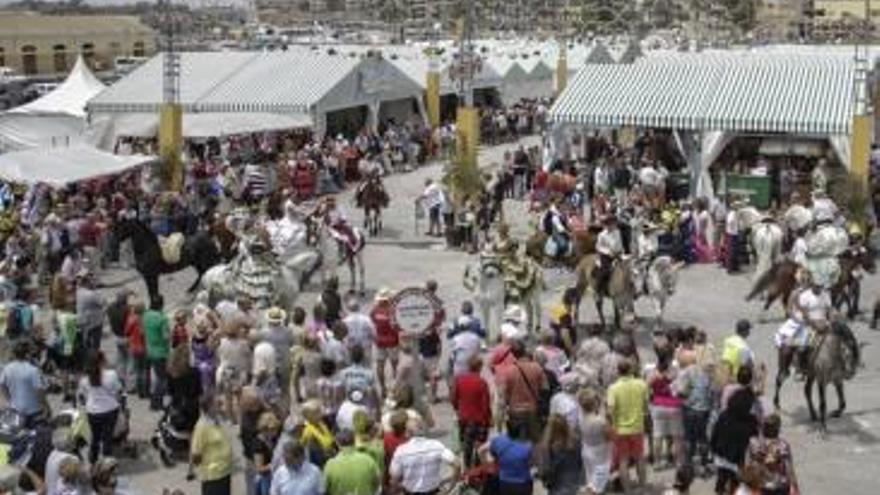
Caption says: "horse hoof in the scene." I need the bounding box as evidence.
[831,409,845,419]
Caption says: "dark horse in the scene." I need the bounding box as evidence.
[115,218,221,308]
[355,176,389,236]
[805,320,860,432]
[747,248,876,319]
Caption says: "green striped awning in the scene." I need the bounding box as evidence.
[550,54,856,135]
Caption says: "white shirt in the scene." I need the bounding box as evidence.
[790,237,808,266]
[335,400,368,432]
[636,232,658,260]
[270,461,325,495]
[796,289,831,324]
[389,437,457,493]
[343,312,376,350]
[422,183,444,210]
[596,228,623,257]
[638,167,661,188]
[77,370,122,415]
[725,210,739,235]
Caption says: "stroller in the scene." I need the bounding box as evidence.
[0,409,36,467]
[151,403,198,467]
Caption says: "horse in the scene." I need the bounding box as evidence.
[525,226,598,269]
[313,219,366,294]
[114,217,221,309]
[201,259,303,312]
[633,255,681,325]
[750,221,784,282]
[355,176,389,236]
[804,320,860,432]
[463,256,506,343]
[573,254,637,329]
[211,214,238,262]
[749,249,875,320]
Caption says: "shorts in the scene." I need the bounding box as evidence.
[375,346,400,362]
[613,433,645,461]
[429,205,441,223]
[422,357,440,376]
[776,319,808,348]
[216,364,246,394]
[650,405,684,438]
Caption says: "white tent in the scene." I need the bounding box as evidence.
[0,56,106,152]
[91,112,313,140]
[0,144,154,186]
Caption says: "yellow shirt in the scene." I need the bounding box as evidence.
[191,416,233,482]
[606,376,648,435]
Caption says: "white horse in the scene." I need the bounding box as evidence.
[313,220,366,294]
[464,257,506,343]
[635,255,681,324]
[751,220,784,282]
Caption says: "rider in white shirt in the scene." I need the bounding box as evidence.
[596,215,624,293]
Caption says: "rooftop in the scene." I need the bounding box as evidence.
[0,12,154,37]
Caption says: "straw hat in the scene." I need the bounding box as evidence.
[374,287,394,302]
[265,306,287,325]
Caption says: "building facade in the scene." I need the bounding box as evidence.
[812,0,880,38]
[755,0,805,40]
[0,12,156,76]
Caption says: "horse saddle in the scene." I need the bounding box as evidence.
[158,233,185,264]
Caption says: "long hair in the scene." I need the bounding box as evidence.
[542,413,576,450]
[87,351,104,387]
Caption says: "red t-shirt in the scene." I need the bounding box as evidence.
[452,372,492,426]
[371,304,399,349]
[383,431,407,480]
[124,313,146,356]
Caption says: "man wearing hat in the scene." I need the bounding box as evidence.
[724,199,743,274]
[595,214,623,294]
[256,307,295,407]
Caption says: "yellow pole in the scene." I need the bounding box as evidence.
[159,103,183,191]
[850,114,872,194]
[426,70,441,129]
[451,105,481,204]
[556,43,568,96]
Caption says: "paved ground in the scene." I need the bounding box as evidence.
[69,136,880,494]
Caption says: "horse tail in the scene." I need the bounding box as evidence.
[746,262,778,301]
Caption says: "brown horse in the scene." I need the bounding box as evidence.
[211,214,238,263]
[747,248,875,319]
[525,227,598,269]
[355,176,389,236]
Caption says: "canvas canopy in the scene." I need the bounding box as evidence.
[0,144,154,186]
[8,56,106,118]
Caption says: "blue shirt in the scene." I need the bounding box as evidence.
[271,461,325,495]
[0,360,45,415]
[490,435,532,484]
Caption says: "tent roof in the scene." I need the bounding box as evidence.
[486,57,529,81]
[0,144,154,186]
[88,51,421,115]
[585,44,616,65]
[389,57,502,94]
[8,56,106,118]
[101,111,313,139]
[550,54,855,135]
[0,114,84,152]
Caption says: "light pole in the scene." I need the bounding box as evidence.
[158,0,183,191]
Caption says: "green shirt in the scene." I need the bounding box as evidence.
[323,447,381,495]
[143,309,170,360]
[606,375,648,435]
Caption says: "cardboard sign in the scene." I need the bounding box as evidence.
[390,287,444,336]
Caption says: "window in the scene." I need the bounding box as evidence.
[81,43,95,67]
[53,44,67,73]
[0,47,5,67]
[132,41,145,58]
[109,42,121,56]
[21,45,37,75]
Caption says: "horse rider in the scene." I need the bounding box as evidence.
[541,195,572,261]
[805,208,849,290]
[811,190,839,226]
[595,215,624,295]
[783,191,812,247]
[775,278,832,380]
[316,195,359,254]
[633,220,660,292]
